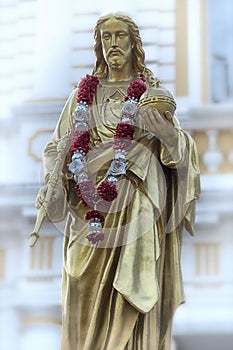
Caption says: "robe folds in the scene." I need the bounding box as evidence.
[42,80,200,350]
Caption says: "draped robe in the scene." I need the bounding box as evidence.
[42,79,200,350]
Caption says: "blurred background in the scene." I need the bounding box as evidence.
[0,0,233,349]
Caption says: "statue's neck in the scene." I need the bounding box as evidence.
[107,62,135,82]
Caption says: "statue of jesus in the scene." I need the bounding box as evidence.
[36,12,200,350]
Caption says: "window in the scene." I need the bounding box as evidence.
[208,0,233,102]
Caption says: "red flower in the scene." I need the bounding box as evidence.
[113,138,132,151]
[77,75,99,105]
[113,123,134,151]
[86,231,105,244]
[75,180,99,207]
[126,79,146,101]
[85,209,105,244]
[70,130,90,155]
[85,209,105,222]
[115,122,134,139]
[97,181,118,202]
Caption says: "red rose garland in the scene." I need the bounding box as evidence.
[70,130,90,155]
[114,123,135,152]
[75,181,99,207]
[68,74,147,244]
[77,74,99,105]
[125,81,146,101]
[97,181,118,202]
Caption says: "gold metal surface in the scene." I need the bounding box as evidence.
[37,13,200,350]
[29,130,71,247]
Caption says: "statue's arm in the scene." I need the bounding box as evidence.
[159,112,189,168]
[35,88,78,220]
[43,87,78,182]
[141,105,190,168]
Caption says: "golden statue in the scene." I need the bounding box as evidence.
[31,13,200,350]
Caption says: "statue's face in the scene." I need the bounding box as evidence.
[100,17,133,71]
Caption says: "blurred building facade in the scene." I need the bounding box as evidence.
[0,0,233,349]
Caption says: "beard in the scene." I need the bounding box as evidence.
[105,48,128,70]
[106,53,128,71]
[108,57,126,70]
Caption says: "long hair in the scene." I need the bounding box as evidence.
[93,13,146,79]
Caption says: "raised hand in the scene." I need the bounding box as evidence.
[139,107,179,147]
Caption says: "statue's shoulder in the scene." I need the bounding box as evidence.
[139,69,176,115]
[67,84,79,104]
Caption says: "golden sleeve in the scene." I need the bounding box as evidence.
[42,87,78,183]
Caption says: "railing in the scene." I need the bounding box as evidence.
[181,103,233,175]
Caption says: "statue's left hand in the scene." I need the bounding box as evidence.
[140,107,178,146]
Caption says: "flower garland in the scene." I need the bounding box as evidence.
[68,74,147,244]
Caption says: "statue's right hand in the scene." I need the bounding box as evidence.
[35,185,48,209]
[35,183,66,209]
[35,182,67,222]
